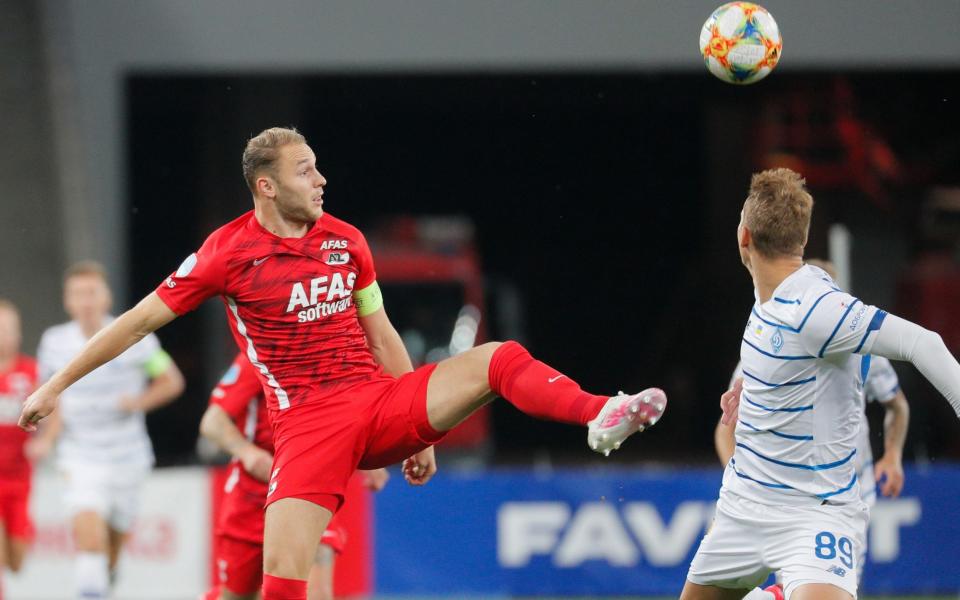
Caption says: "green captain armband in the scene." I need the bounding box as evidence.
[144,349,174,378]
[354,281,384,317]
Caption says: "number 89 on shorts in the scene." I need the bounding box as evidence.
[815,531,855,570]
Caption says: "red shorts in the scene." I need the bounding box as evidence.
[0,482,33,541]
[268,364,445,513]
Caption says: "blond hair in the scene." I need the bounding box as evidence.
[242,126,306,192]
[743,168,814,257]
[64,260,108,283]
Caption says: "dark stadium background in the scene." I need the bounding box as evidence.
[125,72,960,467]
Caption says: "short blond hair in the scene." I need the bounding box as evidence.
[242,127,306,192]
[743,168,814,257]
[64,260,108,283]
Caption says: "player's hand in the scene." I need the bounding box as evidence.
[874,453,905,498]
[361,468,390,492]
[239,445,274,483]
[24,435,55,463]
[18,384,60,432]
[402,446,437,486]
[117,395,142,413]
[719,377,743,426]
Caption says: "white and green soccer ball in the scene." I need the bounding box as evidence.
[699,2,782,85]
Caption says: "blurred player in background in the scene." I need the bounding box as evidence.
[33,262,185,599]
[0,299,39,597]
[714,260,911,600]
[200,353,389,600]
[682,169,960,600]
[19,126,667,600]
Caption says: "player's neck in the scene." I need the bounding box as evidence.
[0,352,15,372]
[750,254,803,303]
[254,203,312,239]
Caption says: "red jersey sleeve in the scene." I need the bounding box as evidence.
[353,231,377,290]
[209,354,263,420]
[155,233,228,315]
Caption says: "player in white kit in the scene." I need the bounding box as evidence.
[34,262,184,599]
[714,260,911,600]
[681,169,960,600]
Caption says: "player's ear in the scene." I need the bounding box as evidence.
[256,175,276,198]
[738,224,752,249]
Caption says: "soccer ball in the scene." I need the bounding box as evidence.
[699,2,782,85]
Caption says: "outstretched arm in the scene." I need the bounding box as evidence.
[875,389,909,497]
[19,292,177,430]
[870,314,960,418]
[200,404,273,482]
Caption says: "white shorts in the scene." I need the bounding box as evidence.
[61,462,150,532]
[687,488,869,599]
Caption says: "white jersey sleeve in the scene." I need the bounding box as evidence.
[864,356,900,404]
[36,327,61,383]
[796,291,886,359]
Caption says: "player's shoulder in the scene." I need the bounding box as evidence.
[320,212,366,243]
[14,354,37,375]
[39,321,79,344]
[759,265,842,327]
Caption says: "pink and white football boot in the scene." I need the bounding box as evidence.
[587,388,667,456]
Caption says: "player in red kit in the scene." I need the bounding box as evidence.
[20,126,667,600]
[200,353,387,600]
[0,299,40,589]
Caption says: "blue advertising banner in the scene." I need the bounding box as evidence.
[374,465,960,596]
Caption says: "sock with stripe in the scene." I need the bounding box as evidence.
[262,573,307,600]
[488,341,608,425]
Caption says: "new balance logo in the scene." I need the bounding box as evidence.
[827,565,848,578]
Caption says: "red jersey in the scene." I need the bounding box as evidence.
[156,211,387,420]
[0,355,38,483]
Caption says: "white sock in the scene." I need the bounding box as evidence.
[75,551,109,599]
[742,588,776,600]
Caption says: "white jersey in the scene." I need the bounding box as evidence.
[38,319,169,470]
[726,265,887,505]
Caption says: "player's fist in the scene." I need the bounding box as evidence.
[720,377,743,426]
[361,468,390,492]
[874,453,905,498]
[18,383,59,432]
[239,445,274,482]
[402,446,437,486]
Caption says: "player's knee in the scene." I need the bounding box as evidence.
[473,341,503,364]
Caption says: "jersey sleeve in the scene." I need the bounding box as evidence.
[352,231,377,291]
[797,290,887,358]
[155,233,228,315]
[209,355,263,420]
[36,329,58,383]
[133,333,175,378]
[864,356,900,404]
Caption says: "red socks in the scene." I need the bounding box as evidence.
[262,574,307,600]
[488,341,608,425]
